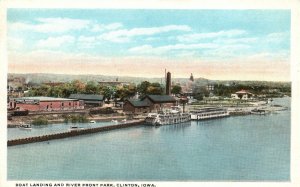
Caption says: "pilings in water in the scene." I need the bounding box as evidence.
[7,120,144,146]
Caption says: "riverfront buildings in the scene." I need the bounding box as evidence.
[69,94,104,107]
[8,96,84,111]
[123,95,177,114]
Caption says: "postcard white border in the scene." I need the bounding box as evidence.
[1,0,299,187]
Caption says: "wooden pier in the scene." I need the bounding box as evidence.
[7,120,144,146]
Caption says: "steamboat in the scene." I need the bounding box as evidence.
[145,106,191,126]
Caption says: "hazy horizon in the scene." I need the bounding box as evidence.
[8,9,290,82]
[8,72,292,83]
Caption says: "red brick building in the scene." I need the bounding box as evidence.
[8,97,84,112]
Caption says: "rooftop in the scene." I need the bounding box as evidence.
[126,99,150,107]
[69,94,104,101]
[236,90,252,94]
[14,96,77,101]
[144,95,176,103]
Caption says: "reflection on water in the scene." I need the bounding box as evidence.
[159,122,191,132]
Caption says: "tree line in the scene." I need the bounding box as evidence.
[26,80,183,101]
[192,82,291,100]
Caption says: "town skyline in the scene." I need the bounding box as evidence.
[8,9,290,81]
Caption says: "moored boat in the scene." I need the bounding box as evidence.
[251,109,268,115]
[69,126,84,131]
[19,124,32,130]
[145,106,191,126]
[190,107,229,120]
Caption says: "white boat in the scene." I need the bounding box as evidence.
[90,120,96,123]
[69,126,84,131]
[250,109,268,115]
[121,119,127,123]
[190,107,229,120]
[111,119,118,123]
[145,106,191,126]
[19,124,32,130]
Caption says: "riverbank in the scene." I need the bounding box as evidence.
[8,97,289,128]
[7,113,128,128]
[8,119,144,146]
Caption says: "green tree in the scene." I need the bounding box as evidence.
[147,82,163,95]
[137,81,151,97]
[115,84,137,101]
[171,85,182,95]
[71,80,85,94]
[147,85,162,95]
[101,86,113,102]
[193,86,209,99]
[85,81,98,94]
[194,93,204,101]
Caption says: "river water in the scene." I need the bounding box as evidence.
[7,97,291,181]
[7,121,116,140]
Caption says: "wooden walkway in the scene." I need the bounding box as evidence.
[7,120,144,146]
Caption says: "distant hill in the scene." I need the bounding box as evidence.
[8,73,209,85]
[8,73,290,88]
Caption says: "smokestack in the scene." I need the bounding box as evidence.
[165,69,166,84]
[166,72,171,95]
[190,73,194,82]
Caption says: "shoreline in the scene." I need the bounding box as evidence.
[7,98,289,128]
[7,114,129,128]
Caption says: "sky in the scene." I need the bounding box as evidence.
[7,9,291,81]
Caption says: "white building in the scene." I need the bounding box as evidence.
[231,90,253,100]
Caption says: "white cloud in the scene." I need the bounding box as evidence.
[78,36,96,43]
[99,25,191,43]
[159,43,218,51]
[201,44,251,59]
[129,45,154,53]
[8,22,32,31]
[77,36,98,49]
[265,31,289,43]
[9,18,91,33]
[177,29,247,43]
[212,37,258,44]
[91,23,123,32]
[36,36,75,48]
[9,19,124,34]
[244,51,290,61]
[129,43,218,55]
[8,37,24,50]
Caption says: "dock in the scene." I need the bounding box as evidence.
[7,120,144,146]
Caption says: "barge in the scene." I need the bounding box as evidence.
[190,107,229,120]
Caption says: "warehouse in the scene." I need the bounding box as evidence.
[123,99,150,114]
[123,95,177,114]
[69,94,104,107]
[8,96,84,112]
